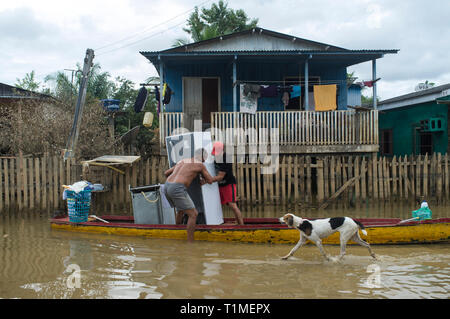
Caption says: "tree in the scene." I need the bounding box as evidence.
[415,80,435,91]
[15,70,40,91]
[44,63,116,105]
[44,71,75,105]
[347,72,357,85]
[174,0,258,46]
[361,94,380,107]
[7,63,160,158]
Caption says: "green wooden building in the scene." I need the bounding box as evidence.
[378,83,450,156]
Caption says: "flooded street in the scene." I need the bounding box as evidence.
[0,204,449,299]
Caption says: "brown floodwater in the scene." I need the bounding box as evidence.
[0,203,449,299]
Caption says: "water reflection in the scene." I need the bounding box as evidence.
[63,239,93,271]
[0,206,449,299]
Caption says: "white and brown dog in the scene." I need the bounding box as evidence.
[279,213,377,261]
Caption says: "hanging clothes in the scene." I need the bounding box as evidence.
[243,83,261,99]
[278,86,292,108]
[162,83,172,105]
[290,85,301,98]
[154,85,160,115]
[313,84,337,111]
[134,86,148,113]
[259,85,278,97]
[240,84,257,114]
[282,91,290,107]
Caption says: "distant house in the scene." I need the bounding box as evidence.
[140,27,398,154]
[0,82,58,154]
[378,83,450,156]
[0,82,54,106]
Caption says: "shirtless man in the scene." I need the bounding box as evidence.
[163,148,216,242]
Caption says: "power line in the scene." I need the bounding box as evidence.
[94,0,213,54]
[96,19,189,56]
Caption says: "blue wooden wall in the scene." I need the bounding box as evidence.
[161,59,348,112]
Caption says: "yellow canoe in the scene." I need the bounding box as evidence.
[50,216,450,245]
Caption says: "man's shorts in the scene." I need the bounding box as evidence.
[164,182,195,212]
[219,184,237,205]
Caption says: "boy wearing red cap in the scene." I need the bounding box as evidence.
[211,141,244,225]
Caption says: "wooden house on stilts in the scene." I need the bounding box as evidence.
[141,28,398,156]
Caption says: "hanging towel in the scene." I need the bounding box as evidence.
[291,85,301,98]
[134,86,148,113]
[240,85,257,114]
[313,84,337,111]
[162,83,172,105]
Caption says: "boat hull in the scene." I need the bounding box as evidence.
[50,217,450,245]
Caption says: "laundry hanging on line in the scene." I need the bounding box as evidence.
[313,84,337,111]
[259,85,278,97]
[134,86,148,113]
[154,85,160,115]
[240,84,257,114]
[162,83,172,105]
[242,83,261,99]
[238,82,339,112]
[290,85,301,98]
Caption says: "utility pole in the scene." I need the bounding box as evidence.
[64,68,80,89]
[64,49,95,160]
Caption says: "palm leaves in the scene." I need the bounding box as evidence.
[172,0,258,47]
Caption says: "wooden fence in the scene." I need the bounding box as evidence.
[0,155,80,212]
[1,153,450,213]
[232,152,450,206]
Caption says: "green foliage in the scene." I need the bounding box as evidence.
[361,93,380,107]
[178,0,258,45]
[44,71,75,105]
[15,70,40,92]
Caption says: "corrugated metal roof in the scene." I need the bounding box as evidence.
[140,27,398,73]
[159,27,348,53]
[379,83,450,105]
[140,49,399,56]
[0,82,53,100]
[378,83,450,111]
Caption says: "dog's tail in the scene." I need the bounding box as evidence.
[354,219,367,236]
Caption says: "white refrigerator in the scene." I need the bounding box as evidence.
[165,132,224,225]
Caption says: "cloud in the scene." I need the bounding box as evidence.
[366,3,391,29]
[0,0,449,101]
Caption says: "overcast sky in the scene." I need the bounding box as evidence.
[1,0,449,100]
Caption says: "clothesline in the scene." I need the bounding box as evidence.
[234,79,347,87]
[236,79,346,84]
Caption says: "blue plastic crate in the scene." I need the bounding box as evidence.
[66,189,92,223]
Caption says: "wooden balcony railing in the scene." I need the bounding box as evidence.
[160,110,379,153]
[211,110,378,146]
[159,112,184,146]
